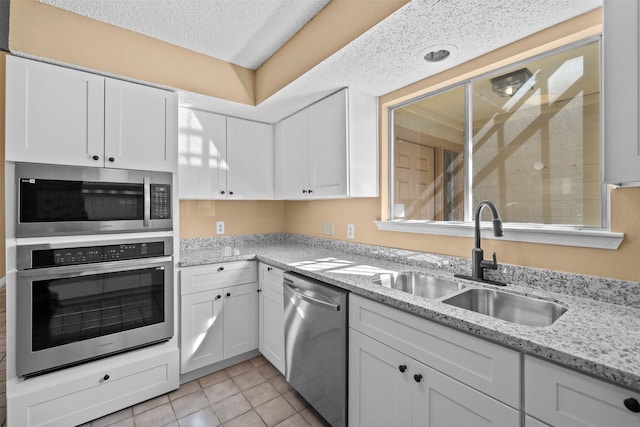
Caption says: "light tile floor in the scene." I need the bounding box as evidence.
[0,286,327,427]
[81,355,330,427]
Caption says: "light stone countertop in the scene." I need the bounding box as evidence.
[180,238,640,392]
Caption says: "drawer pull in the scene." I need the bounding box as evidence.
[624,398,640,413]
[414,374,422,383]
[215,295,222,300]
[398,364,407,373]
[226,292,231,297]
[92,155,100,161]
[103,374,110,381]
[218,266,224,272]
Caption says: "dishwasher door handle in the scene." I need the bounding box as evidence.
[285,283,341,311]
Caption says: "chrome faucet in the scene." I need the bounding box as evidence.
[455,200,506,286]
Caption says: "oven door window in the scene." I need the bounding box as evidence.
[32,267,165,351]
[20,179,144,222]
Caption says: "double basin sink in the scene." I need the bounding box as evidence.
[373,271,567,327]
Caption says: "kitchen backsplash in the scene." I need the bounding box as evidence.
[180,233,640,309]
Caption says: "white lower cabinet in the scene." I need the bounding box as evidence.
[8,345,179,427]
[349,294,521,427]
[525,355,640,427]
[258,263,285,374]
[180,262,258,374]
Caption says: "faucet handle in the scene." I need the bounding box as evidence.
[480,252,499,270]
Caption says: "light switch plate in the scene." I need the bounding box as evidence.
[347,224,355,239]
[216,221,225,234]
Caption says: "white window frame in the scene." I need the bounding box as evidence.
[376,36,624,250]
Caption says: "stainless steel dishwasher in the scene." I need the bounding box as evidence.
[283,272,348,427]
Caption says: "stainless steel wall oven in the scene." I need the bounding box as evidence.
[15,236,174,378]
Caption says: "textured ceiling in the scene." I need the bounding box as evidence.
[40,0,602,123]
[39,0,331,69]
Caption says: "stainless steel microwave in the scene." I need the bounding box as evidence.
[15,163,172,237]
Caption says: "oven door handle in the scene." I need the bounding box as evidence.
[143,176,151,227]
[18,256,173,278]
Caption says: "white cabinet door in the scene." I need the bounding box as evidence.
[226,117,274,199]
[411,358,520,427]
[105,78,178,172]
[275,109,310,199]
[349,329,519,427]
[525,355,640,427]
[274,88,377,200]
[258,263,285,373]
[223,282,259,359]
[349,329,412,427]
[308,89,348,198]
[180,290,224,373]
[603,0,640,185]
[6,56,105,167]
[178,108,227,199]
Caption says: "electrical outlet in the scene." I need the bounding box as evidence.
[216,221,225,234]
[321,222,334,235]
[347,224,355,239]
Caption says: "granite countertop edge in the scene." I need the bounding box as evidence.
[180,242,640,392]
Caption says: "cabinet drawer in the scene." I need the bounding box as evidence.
[349,294,520,408]
[259,262,284,294]
[9,347,179,427]
[525,355,640,427]
[181,261,257,295]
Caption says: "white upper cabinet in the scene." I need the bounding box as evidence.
[6,56,178,172]
[307,89,348,198]
[603,0,640,185]
[6,56,105,167]
[226,117,274,199]
[178,108,227,199]
[104,79,177,172]
[178,108,274,199]
[275,88,378,199]
[274,109,309,199]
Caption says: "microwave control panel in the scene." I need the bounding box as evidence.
[150,184,171,219]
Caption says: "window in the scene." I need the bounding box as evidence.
[388,38,605,230]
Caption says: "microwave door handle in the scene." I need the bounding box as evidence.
[144,176,151,227]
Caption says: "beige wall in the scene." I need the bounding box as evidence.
[9,5,640,283]
[281,8,640,283]
[180,201,285,238]
[9,0,407,105]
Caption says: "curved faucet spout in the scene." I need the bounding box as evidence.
[474,200,503,249]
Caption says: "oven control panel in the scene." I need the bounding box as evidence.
[31,241,166,268]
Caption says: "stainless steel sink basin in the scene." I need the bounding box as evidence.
[373,272,465,299]
[442,288,567,327]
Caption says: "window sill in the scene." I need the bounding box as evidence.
[375,220,624,250]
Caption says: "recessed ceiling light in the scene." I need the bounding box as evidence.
[418,45,456,63]
[424,49,450,62]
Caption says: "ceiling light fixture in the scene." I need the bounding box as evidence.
[424,49,450,62]
[491,68,533,97]
[418,45,456,64]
